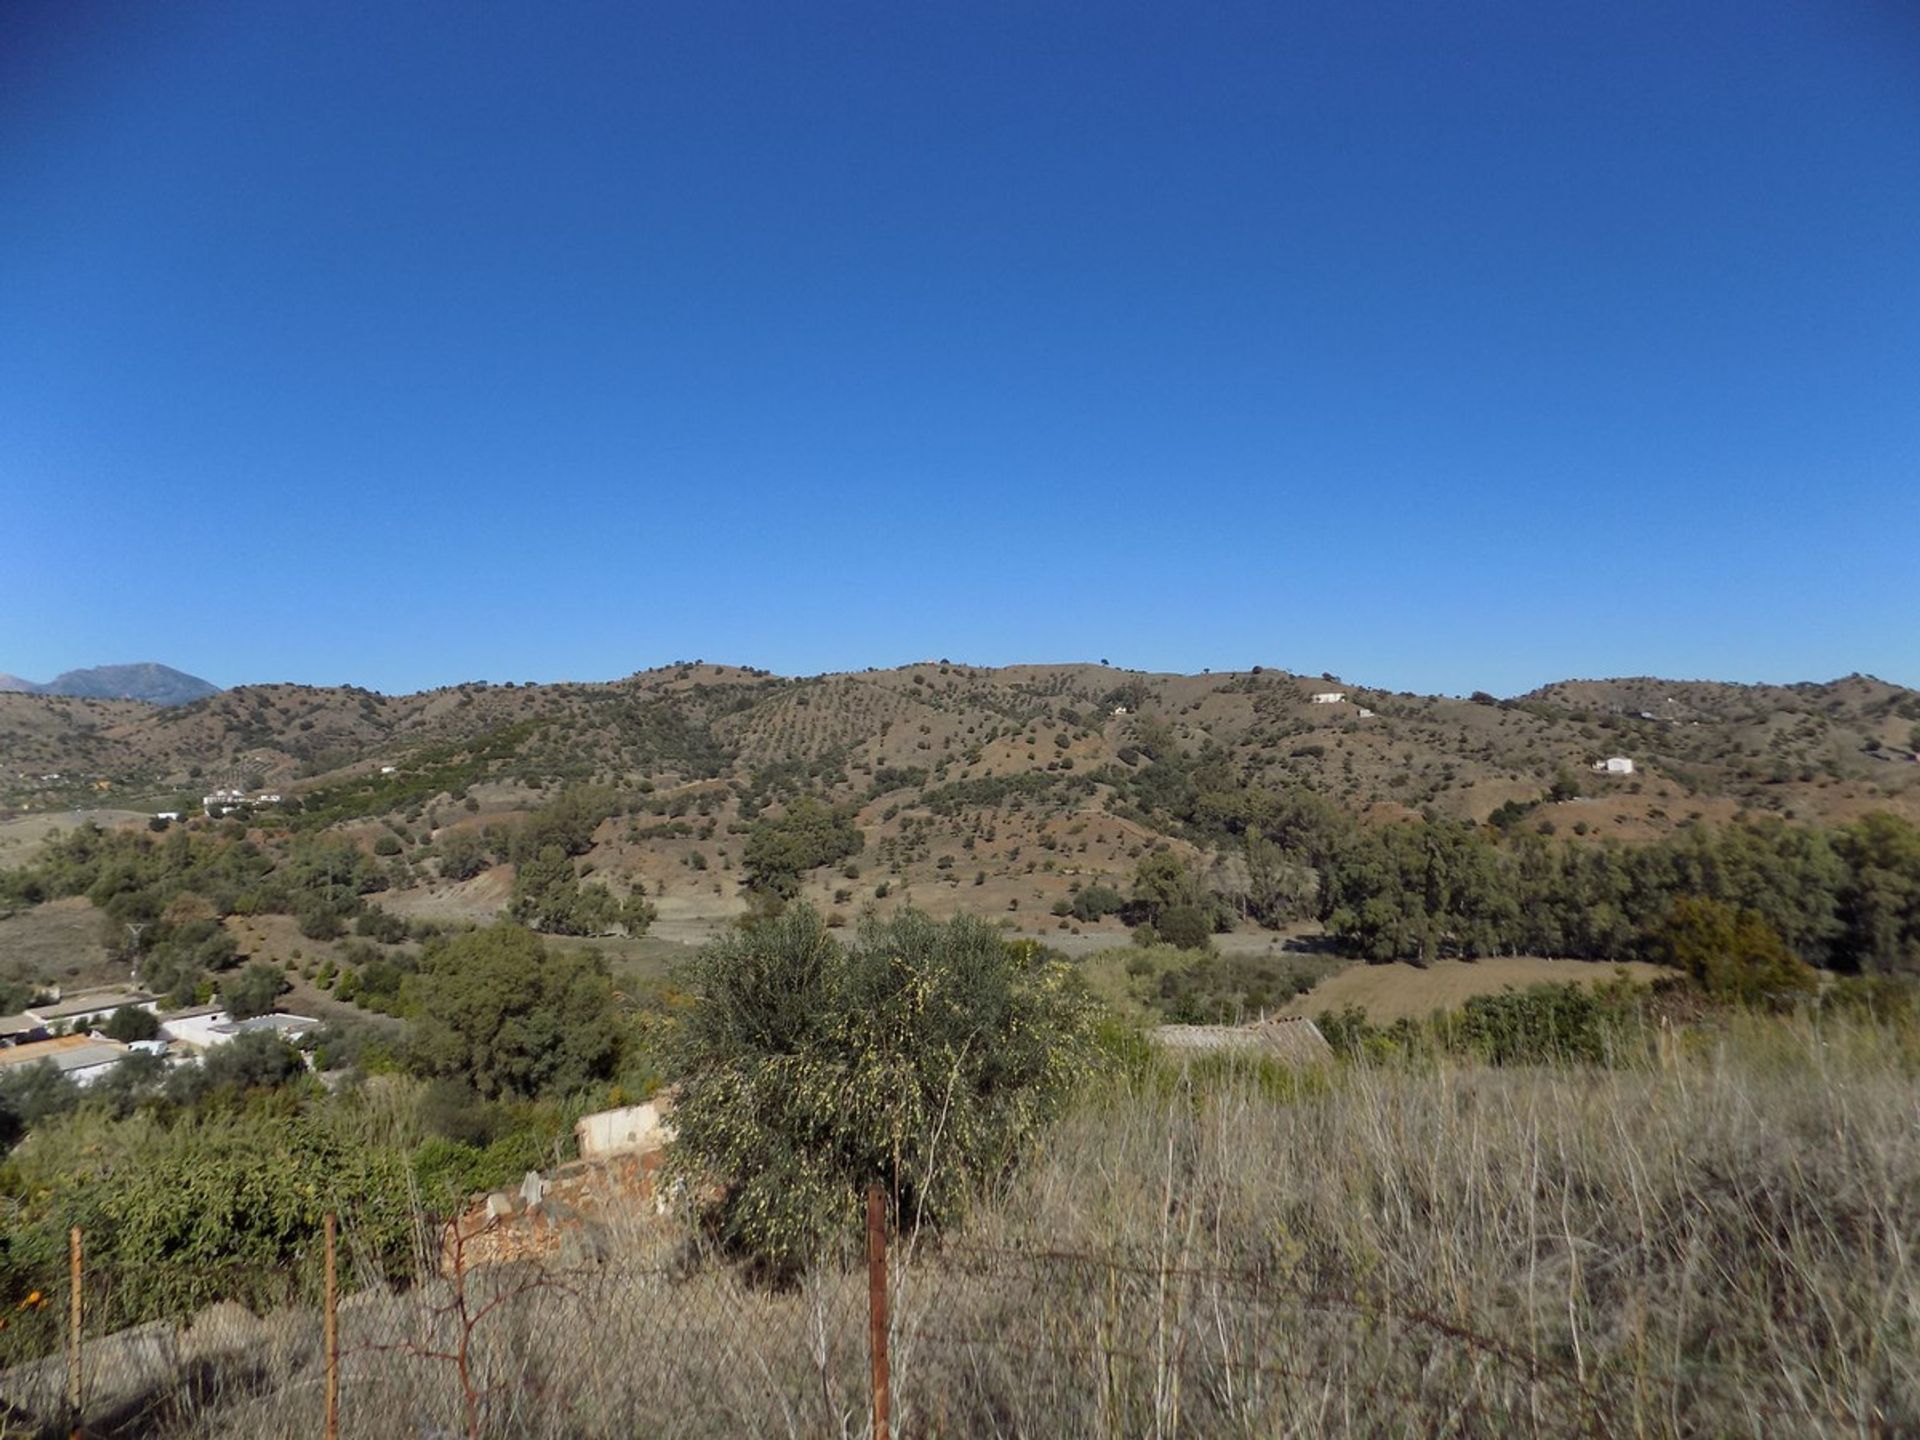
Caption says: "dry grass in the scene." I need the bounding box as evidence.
[1278,954,1666,1022]
[31,1019,1920,1439]
[0,893,122,993]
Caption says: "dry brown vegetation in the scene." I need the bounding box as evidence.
[22,1016,1916,1439]
[1276,955,1666,1022]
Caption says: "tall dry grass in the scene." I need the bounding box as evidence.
[36,1016,1920,1439]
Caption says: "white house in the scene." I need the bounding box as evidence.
[379,765,397,775]
[154,811,181,822]
[1593,756,1636,775]
[0,1035,132,1088]
[1310,692,1346,705]
[161,1009,320,1053]
[1356,707,1376,719]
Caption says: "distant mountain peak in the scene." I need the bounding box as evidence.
[3,663,221,706]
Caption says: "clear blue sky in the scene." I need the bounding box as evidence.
[4,1,1916,697]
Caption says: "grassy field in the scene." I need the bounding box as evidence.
[0,894,123,994]
[26,1014,1915,1438]
[0,808,148,867]
[1279,954,1666,1022]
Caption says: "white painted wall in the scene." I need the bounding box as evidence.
[575,1102,675,1161]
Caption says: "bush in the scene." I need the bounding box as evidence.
[1156,904,1214,952]
[1447,984,1618,1065]
[1070,884,1125,923]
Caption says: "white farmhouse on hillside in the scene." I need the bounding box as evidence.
[1310,692,1346,705]
[1593,756,1635,775]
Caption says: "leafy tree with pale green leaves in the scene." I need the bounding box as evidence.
[509,845,651,936]
[665,905,1098,1278]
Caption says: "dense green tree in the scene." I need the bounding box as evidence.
[188,1031,310,1094]
[406,924,623,1098]
[1156,904,1214,951]
[1647,896,1818,1009]
[436,827,490,882]
[101,1006,160,1043]
[1069,883,1125,923]
[742,795,864,897]
[0,1063,78,1141]
[220,962,289,1020]
[509,845,581,930]
[1833,814,1920,974]
[1128,851,1209,928]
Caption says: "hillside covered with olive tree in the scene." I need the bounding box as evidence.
[3,660,1917,1033]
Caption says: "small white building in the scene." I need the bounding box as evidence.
[27,988,159,1032]
[1356,707,1376,719]
[379,765,397,775]
[161,1009,320,1053]
[1593,756,1636,775]
[154,811,181,822]
[1310,692,1346,705]
[0,1035,132,1088]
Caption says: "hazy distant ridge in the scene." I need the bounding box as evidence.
[0,663,220,706]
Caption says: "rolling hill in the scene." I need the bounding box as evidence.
[1,661,1915,932]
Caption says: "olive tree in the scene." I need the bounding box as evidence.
[665,905,1097,1276]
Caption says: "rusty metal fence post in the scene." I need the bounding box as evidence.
[324,1212,340,1440]
[866,1185,890,1440]
[67,1225,82,1440]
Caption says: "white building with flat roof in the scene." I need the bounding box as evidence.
[0,1035,132,1088]
[161,1010,320,1053]
[27,988,158,1031]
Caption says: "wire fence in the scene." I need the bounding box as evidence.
[0,1192,1901,1440]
